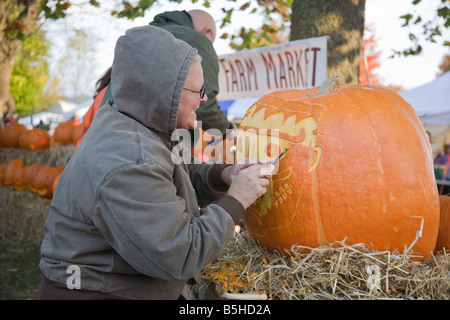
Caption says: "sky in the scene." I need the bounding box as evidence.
[44,0,449,98]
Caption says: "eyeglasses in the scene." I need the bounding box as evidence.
[183,86,206,99]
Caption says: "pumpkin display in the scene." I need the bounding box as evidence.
[3,159,23,186]
[434,194,450,253]
[1,123,28,148]
[236,76,440,261]
[53,120,76,145]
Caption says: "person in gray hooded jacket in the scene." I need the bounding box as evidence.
[38,25,273,300]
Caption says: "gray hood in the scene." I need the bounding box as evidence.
[110,25,198,142]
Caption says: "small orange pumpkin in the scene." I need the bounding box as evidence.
[28,128,51,150]
[52,171,63,195]
[53,121,76,145]
[72,123,83,145]
[434,195,450,254]
[33,165,64,198]
[18,130,31,149]
[2,123,28,148]
[238,77,439,261]
[25,163,43,193]
[3,159,23,185]
[13,165,29,190]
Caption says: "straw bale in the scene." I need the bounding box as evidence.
[0,145,74,244]
[0,145,75,166]
[0,187,50,245]
[195,231,450,300]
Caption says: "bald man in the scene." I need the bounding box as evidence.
[188,9,216,44]
[149,10,232,135]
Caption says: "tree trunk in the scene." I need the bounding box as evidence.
[0,57,18,119]
[290,0,365,85]
[0,0,41,119]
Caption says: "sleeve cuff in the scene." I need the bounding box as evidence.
[208,163,232,192]
[217,195,246,224]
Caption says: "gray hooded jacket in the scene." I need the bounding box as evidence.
[39,25,237,299]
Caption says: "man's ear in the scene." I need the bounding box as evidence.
[307,144,323,179]
[201,27,215,43]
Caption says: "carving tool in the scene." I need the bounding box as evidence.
[273,146,289,165]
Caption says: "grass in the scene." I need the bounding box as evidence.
[0,234,41,300]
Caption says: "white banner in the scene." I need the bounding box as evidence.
[217,36,328,101]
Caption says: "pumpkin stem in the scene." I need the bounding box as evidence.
[316,76,342,96]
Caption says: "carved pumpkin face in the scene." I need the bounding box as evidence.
[237,78,439,261]
[237,90,325,233]
[33,165,64,199]
[28,128,51,150]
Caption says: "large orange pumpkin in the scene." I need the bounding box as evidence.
[237,76,440,261]
[2,123,28,148]
[434,194,450,253]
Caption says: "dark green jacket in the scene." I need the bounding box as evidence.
[102,11,230,134]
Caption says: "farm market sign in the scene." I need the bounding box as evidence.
[217,36,328,100]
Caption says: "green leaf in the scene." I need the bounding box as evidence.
[400,14,413,27]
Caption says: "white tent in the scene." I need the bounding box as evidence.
[399,71,450,155]
[399,71,450,122]
[45,98,93,121]
[18,99,93,133]
[18,111,66,130]
[71,98,94,120]
[46,100,78,119]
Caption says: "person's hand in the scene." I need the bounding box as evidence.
[221,158,273,186]
[226,162,274,209]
